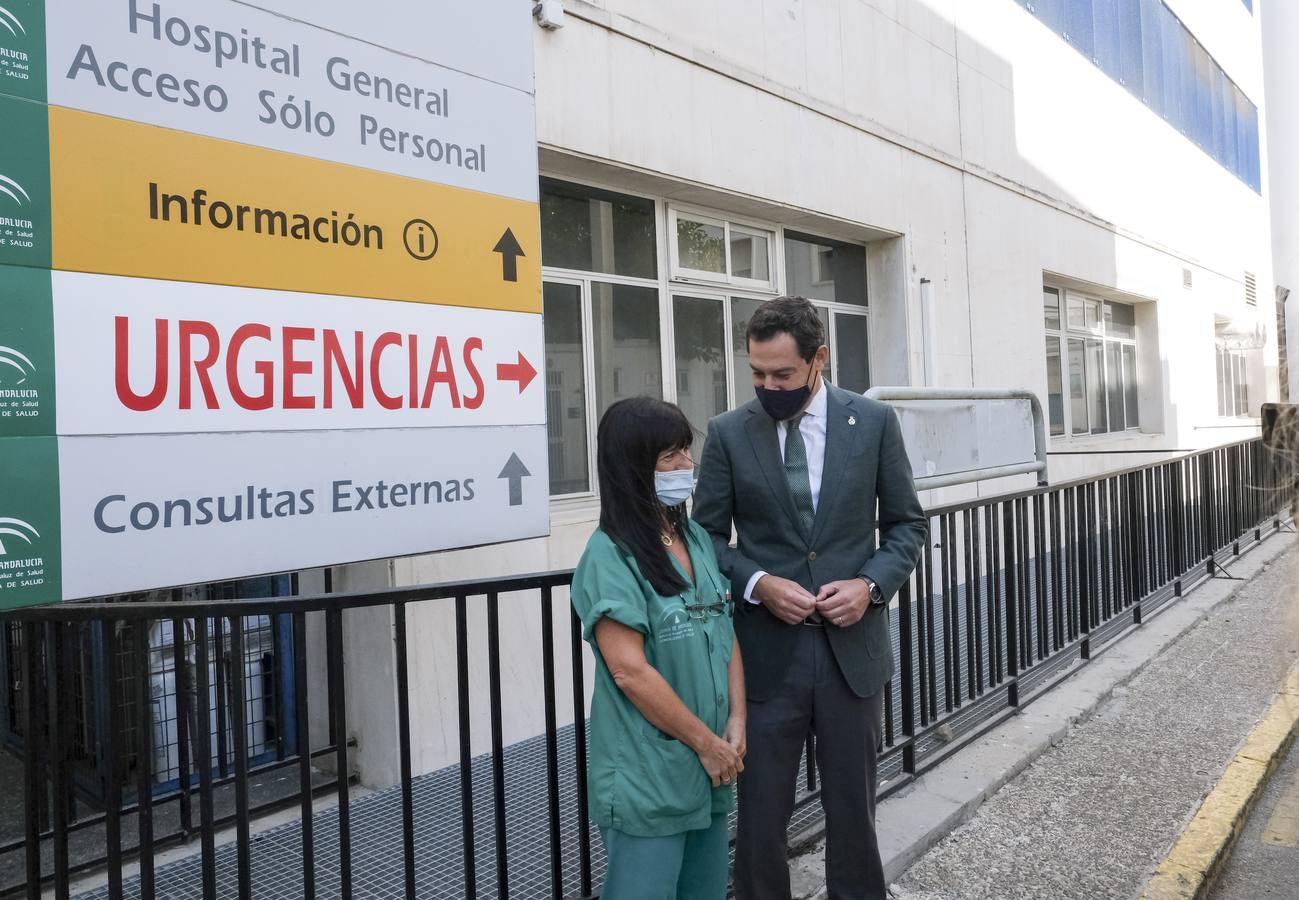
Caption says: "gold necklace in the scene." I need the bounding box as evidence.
[660,531,674,547]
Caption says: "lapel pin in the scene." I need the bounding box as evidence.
[848,416,857,426]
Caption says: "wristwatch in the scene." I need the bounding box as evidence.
[860,576,884,607]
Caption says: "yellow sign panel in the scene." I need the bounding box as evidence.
[48,106,541,314]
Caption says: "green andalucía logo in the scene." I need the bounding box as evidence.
[0,264,55,436]
[0,515,39,556]
[0,435,60,610]
[0,0,46,103]
[0,92,50,269]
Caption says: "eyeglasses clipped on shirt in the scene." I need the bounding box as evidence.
[683,594,733,620]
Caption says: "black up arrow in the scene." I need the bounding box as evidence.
[498,453,532,506]
[493,228,525,282]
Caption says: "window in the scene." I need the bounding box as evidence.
[1017,0,1260,191]
[1044,287,1140,437]
[670,208,776,289]
[541,179,873,497]
[1215,339,1251,418]
[539,177,657,279]
[540,180,662,496]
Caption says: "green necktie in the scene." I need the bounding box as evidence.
[783,413,815,535]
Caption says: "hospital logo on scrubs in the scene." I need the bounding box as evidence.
[661,606,690,627]
[659,605,695,642]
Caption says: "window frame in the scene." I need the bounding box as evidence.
[1045,287,1141,439]
[1215,343,1251,419]
[668,204,778,292]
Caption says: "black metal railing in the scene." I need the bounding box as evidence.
[0,437,1289,900]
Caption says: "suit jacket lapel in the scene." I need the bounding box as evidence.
[744,409,805,538]
[810,388,854,548]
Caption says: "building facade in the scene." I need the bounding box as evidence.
[323,0,1281,785]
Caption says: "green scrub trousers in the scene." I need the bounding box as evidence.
[599,813,730,900]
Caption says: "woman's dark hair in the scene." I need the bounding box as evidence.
[596,397,695,597]
[746,296,825,362]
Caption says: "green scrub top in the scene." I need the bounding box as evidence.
[570,519,736,837]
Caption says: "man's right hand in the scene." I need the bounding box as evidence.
[753,575,817,624]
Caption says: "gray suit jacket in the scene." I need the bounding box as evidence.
[692,383,927,701]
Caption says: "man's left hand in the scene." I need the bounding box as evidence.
[814,579,872,628]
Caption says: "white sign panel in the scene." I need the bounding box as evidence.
[56,424,548,599]
[241,0,537,94]
[891,398,1039,480]
[45,0,539,201]
[52,271,544,434]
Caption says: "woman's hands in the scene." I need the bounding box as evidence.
[696,732,744,788]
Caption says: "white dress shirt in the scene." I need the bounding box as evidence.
[744,380,828,602]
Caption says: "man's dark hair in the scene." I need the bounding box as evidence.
[746,296,826,362]
[595,396,696,597]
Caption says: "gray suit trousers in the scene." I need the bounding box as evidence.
[733,625,886,900]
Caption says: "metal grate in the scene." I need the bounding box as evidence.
[1245,271,1257,306]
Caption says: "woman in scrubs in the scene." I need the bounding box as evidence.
[571,397,746,899]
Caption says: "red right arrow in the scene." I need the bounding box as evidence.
[496,352,537,393]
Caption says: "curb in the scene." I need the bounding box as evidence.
[1138,662,1299,900]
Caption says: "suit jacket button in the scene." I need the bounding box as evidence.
[808,551,817,561]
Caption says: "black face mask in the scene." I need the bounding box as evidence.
[755,364,816,421]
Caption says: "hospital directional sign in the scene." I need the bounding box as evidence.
[0,0,547,608]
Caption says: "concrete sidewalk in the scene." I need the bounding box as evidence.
[788,532,1298,899]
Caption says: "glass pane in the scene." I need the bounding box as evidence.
[1034,0,1068,34]
[539,178,657,278]
[1122,344,1138,426]
[731,297,764,404]
[1069,338,1089,435]
[1044,287,1061,330]
[1092,0,1120,76]
[1221,71,1238,174]
[1046,336,1065,436]
[542,282,589,495]
[1211,67,1227,165]
[1180,30,1198,141]
[1235,353,1248,416]
[1064,0,1094,60]
[591,282,662,418]
[834,313,870,394]
[677,217,726,274]
[1085,299,1102,332]
[785,232,867,305]
[1106,343,1125,431]
[1067,295,1086,330]
[1160,6,1183,126]
[673,295,726,456]
[730,228,771,282]
[1086,339,1106,433]
[816,306,833,385]
[1193,41,1212,151]
[1117,0,1143,95]
[1138,0,1162,115]
[1216,348,1228,416]
[1108,301,1136,339]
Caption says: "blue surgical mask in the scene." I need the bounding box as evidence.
[654,469,696,507]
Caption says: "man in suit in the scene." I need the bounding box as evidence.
[693,296,927,900]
